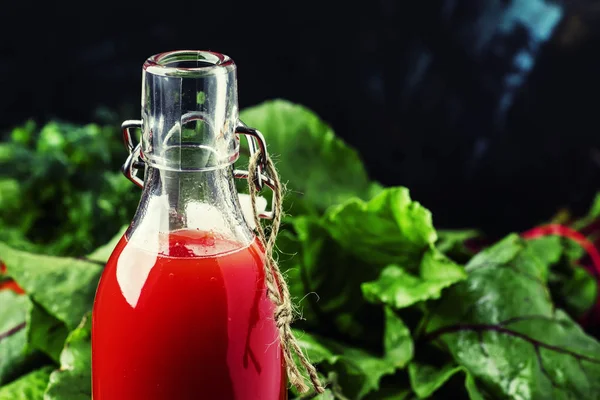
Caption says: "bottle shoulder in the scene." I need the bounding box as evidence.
[103,228,263,269]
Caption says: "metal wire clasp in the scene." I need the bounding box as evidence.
[119,119,276,220]
[233,122,276,220]
[121,120,144,188]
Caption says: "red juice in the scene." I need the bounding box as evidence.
[92,229,286,400]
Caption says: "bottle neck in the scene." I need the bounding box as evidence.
[126,165,254,252]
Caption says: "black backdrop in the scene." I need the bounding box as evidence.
[2,0,599,236]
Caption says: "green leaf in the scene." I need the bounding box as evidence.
[292,311,412,399]
[26,301,69,363]
[0,291,30,385]
[364,389,413,400]
[425,234,600,399]
[308,389,336,400]
[383,307,414,368]
[362,265,448,310]
[86,225,127,263]
[366,182,385,199]
[0,178,22,212]
[562,237,586,263]
[0,243,103,330]
[295,331,398,399]
[436,229,481,263]
[291,374,350,400]
[551,266,597,319]
[526,236,597,319]
[0,143,14,163]
[284,216,382,344]
[588,192,600,220]
[0,119,136,256]
[325,188,437,268]
[573,192,600,230]
[9,120,36,145]
[44,314,92,400]
[362,248,466,310]
[408,362,484,399]
[0,366,53,400]
[275,227,320,326]
[282,188,448,345]
[526,236,563,267]
[239,100,371,213]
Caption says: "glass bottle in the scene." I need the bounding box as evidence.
[92,50,286,400]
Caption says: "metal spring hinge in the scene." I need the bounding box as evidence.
[120,117,276,220]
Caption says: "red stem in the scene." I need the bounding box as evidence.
[521,224,600,279]
[521,224,600,327]
[0,280,25,295]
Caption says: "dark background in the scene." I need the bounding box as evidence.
[1,0,599,237]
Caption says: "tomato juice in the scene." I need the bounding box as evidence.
[92,229,286,400]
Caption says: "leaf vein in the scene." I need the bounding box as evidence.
[0,321,26,342]
[425,324,600,364]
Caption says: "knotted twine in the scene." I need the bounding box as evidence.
[247,151,325,395]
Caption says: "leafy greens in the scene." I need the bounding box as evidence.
[1,99,599,399]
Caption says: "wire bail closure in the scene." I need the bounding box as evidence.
[120,119,277,220]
